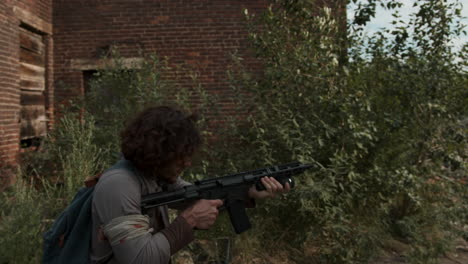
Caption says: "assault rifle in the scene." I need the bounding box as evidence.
[141,162,314,234]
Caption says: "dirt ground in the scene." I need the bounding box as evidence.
[174,237,468,264]
[369,238,468,264]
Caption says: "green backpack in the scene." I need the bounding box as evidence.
[42,160,143,264]
[42,181,97,264]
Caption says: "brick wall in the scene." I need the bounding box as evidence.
[53,0,269,113]
[0,0,20,168]
[0,0,53,175]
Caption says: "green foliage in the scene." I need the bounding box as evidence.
[83,53,174,153]
[213,0,467,263]
[0,177,45,263]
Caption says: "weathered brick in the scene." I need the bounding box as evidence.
[53,0,270,107]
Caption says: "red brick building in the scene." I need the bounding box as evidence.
[0,0,53,178]
[0,0,344,179]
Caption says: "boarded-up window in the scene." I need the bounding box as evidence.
[19,26,47,143]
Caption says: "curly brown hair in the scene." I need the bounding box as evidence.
[120,106,201,173]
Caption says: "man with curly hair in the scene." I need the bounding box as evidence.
[90,106,288,264]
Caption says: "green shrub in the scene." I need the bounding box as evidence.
[208,0,467,263]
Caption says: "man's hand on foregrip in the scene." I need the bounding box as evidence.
[248,177,291,199]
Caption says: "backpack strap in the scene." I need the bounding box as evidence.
[82,159,148,193]
[84,173,103,188]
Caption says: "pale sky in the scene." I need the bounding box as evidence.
[348,0,467,51]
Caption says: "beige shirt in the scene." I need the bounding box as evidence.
[90,159,193,264]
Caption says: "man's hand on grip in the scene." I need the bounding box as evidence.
[180,199,223,229]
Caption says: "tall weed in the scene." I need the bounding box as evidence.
[0,176,45,263]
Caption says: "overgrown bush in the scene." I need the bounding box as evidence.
[207,0,467,263]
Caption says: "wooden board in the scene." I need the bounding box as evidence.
[19,79,45,91]
[19,27,47,139]
[20,91,46,106]
[20,105,47,139]
[20,48,45,67]
[20,62,45,78]
[20,28,44,54]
